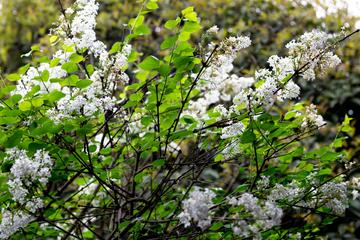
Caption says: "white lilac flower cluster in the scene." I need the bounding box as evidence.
[178,187,217,229]
[0,211,31,239]
[347,176,360,200]
[268,173,348,215]
[227,193,283,239]
[295,103,326,128]
[286,29,342,81]
[181,35,253,125]
[229,29,341,115]
[8,0,132,125]
[0,148,52,239]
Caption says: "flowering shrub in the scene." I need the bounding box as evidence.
[0,0,359,239]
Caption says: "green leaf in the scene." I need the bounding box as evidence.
[140,175,152,188]
[320,152,343,161]
[46,91,66,102]
[141,116,152,126]
[122,101,138,108]
[214,154,223,162]
[1,85,16,93]
[135,173,145,182]
[109,42,121,54]
[318,168,332,175]
[135,25,150,35]
[158,65,171,77]
[61,62,78,73]
[152,159,165,167]
[19,101,31,111]
[209,222,223,231]
[49,124,64,134]
[4,130,23,148]
[1,161,14,173]
[341,125,352,132]
[118,221,130,230]
[86,64,94,76]
[44,208,56,218]
[0,117,17,125]
[284,111,297,120]
[138,56,160,70]
[165,18,181,29]
[181,6,194,15]
[293,146,304,157]
[161,35,179,49]
[38,56,51,63]
[238,167,247,174]
[69,53,84,63]
[184,12,198,22]
[146,2,158,9]
[241,130,256,143]
[11,94,22,103]
[50,58,61,68]
[99,148,112,155]
[183,115,195,124]
[282,73,293,82]
[7,74,21,81]
[183,21,202,33]
[32,98,44,107]
[178,31,190,41]
[76,79,93,89]
[19,64,30,75]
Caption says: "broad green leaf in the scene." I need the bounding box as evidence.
[282,73,293,82]
[320,152,343,161]
[135,25,150,35]
[1,161,14,173]
[19,101,31,111]
[38,56,51,63]
[0,117,16,125]
[122,101,138,108]
[99,148,112,155]
[69,53,84,63]
[140,175,152,188]
[86,64,94,76]
[241,130,256,143]
[109,42,121,54]
[50,58,60,68]
[46,91,66,102]
[161,35,179,49]
[183,21,202,33]
[165,18,181,29]
[4,130,23,148]
[19,64,30,75]
[138,55,160,70]
[209,222,223,231]
[32,98,44,107]
[293,146,304,157]
[178,31,190,41]
[61,62,78,73]
[7,74,21,81]
[135,173,145,182]
[152,159,165,167]
[214,154,223,162]
[11,94,22,103]
[1,85,16,93]
[158,65,171,77]
[76,79,93,89]
[181,6,194,15]
[184,12,198,22]
[119,221,130,230]
[146,2,158,9]
[284,111,297,120]
[318,168,332,175]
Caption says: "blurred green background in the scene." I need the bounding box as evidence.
[1,0,360,238]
